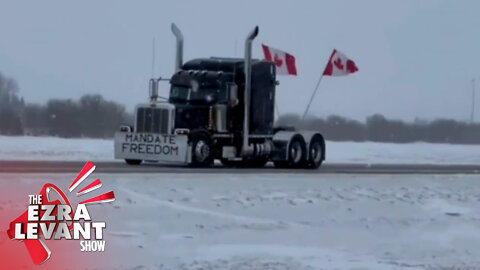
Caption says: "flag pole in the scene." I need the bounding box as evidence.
[275,101,281,119]
[302,49,335,121]
[151,37,156,78]
[302,49,358,121]
[302,74,324,121]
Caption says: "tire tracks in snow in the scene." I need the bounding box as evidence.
[119,186,315,229]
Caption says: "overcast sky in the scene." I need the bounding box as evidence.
[1,0,479,122]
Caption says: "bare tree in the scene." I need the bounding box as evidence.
[0,72,24,135]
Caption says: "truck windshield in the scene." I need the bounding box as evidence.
[170,85,226,104]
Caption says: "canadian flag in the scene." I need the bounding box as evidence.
[323,49,358,76]
[262,44,297,76]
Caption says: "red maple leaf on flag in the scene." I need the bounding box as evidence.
[334,58,344,70]
[274,54,283,67]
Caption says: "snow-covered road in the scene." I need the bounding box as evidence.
[1,173,479,269]
[1,135,479,164]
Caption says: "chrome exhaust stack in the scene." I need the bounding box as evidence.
[241,26,259,156]
[149,78,159,103]
[171,23,184,72]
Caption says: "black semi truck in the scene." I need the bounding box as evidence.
[114,24,325,168]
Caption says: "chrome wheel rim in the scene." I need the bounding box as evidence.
[311,142,322,164]
[290,141,302,164]
[194,140,210,162]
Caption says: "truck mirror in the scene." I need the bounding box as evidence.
[228,84,239,106]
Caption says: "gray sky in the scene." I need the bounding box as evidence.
[1,0,479,122]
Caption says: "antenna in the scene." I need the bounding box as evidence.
[151,37,156,78]
[471,78,476,123]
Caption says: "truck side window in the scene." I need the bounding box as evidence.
[170,86,191,103]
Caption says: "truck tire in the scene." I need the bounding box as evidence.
[274,136,306,168]
[190,132,213,167]
[125,159,142,165]
[304,136,324,169]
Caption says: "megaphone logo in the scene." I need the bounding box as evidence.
[6,183,73,265]
[5,161,116,265]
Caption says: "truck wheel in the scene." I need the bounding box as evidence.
[190,132,213,167]
[274,136,306,168]
[305,136,324,169]
[125,159,142,165]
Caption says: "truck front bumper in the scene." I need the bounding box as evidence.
[114,132,191,164]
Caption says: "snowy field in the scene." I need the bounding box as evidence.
[1,173,480,269]
[0,135,479,164]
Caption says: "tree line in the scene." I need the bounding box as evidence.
[0,72,132,138]
[1,72,479,143]
[277,114,480,144]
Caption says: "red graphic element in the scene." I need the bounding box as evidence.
[4,161,116,266]
[334,57,344,70]
[79,191,116,205]
[77,179,102,196]
[69,161,95,192]
[72,161,115,204]
[323,49,359,76]
[6,183,74,265]
[274,54,283,67]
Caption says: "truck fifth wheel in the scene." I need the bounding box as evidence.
[114,24,326,169]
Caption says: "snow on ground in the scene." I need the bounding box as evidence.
[327,140,480,165]
[0,135,113,161]
[0,135,479,164]
[1,173,480,269]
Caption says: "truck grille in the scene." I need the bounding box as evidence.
[136,107,171,134]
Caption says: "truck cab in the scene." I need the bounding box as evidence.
[114,24,325,169]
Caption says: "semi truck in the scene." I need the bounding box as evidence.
[114,24,326,169]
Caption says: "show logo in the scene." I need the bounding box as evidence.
[6,161,115,265]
